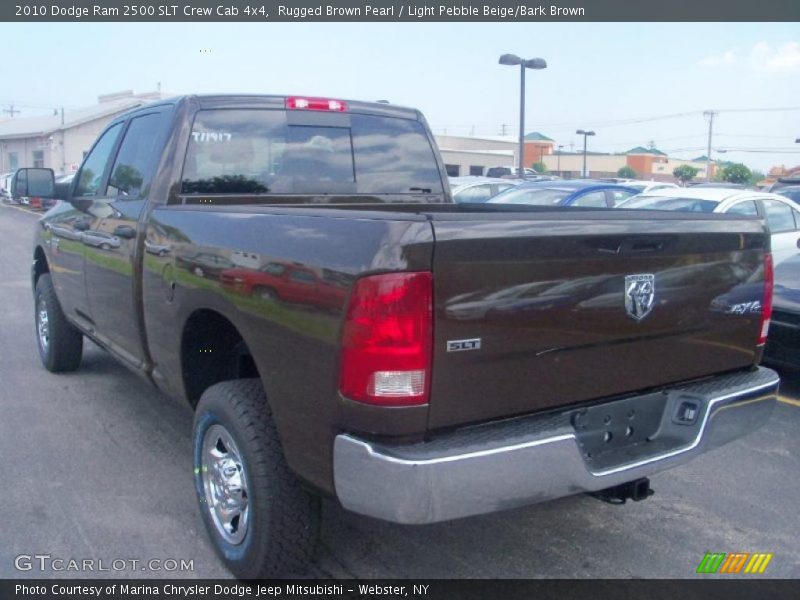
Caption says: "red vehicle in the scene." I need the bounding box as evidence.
[221,261,347,310]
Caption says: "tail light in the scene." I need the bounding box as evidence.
[286,96,348,112]
[758,253,773,346]
[339,272,432,406]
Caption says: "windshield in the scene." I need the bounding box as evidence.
[488,187,571,206]
[619,195,719,212]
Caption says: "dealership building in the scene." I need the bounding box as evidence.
[436,133,714,181]
[0,91,163,175]
[2,95,713,183]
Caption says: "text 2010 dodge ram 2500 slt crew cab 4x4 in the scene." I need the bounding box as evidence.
[21,94,779,578]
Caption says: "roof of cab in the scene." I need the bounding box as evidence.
[639,187,781,203]
[182,94,422,120]
[516,179,638,192]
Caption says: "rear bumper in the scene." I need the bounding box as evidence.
[333,367,779,524]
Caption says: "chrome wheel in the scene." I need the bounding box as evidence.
[201,424,250,545]
[37,297,50,353]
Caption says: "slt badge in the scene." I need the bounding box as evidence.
[625,274,655,321]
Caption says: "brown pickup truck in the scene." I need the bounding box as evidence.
[19,94,779,578]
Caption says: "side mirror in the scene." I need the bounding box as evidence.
[12,168,55,199]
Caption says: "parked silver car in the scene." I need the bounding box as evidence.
[449,176,523,203]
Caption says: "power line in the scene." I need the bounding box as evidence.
[432,106,800,136]
[716,133,797,139]
[717,106,800,113]
[716,148,800,154]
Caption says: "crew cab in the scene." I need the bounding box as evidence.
[21,94,779,578]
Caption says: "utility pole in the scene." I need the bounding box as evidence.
[704,110,716,181]
[500,123,507,136]
[3,105,20,118]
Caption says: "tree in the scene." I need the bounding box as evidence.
[531,161,548,174]
[673,164,699,184]
[721,163,752,184]
[617,165,637,179]
[748,170,765,186]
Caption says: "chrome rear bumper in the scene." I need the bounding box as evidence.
[333,367,779,524]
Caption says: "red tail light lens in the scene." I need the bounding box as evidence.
[339,272,433,406]
[286,96,348,112]
[758,253,773,346]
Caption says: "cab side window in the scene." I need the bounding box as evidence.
[107,112,168,197]
[572,190,608,208]
[608,189,635,206]
[763,200,797,232]
[456,185,493,203]
[727,200,758,216]
[74,123,124,197]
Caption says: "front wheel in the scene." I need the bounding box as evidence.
[193,379,320,578]
[35,273,83,372]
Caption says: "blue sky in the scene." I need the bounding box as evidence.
[2,22,799,171]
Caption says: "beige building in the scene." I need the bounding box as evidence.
[435,134,516,176]
[543,152,712,181]
[435,133,713,181]
[0,90,163,175]
[434,132,556,177]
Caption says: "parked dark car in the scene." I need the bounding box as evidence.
[488,179,638,207]
[764,253,800,368]
[24,94,779,579]
[775,185,800,205]
[176,252,235,280]
[769,177,800,192]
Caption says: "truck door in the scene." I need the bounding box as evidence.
[83,109,170,369]
[46,122,125,327]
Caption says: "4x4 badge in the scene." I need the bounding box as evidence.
[625,274,655,321]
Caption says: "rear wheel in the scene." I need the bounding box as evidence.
[193,379,320,578]
[35,273,83,372]
[255,286,277,301]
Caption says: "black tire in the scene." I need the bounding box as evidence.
[34,273,83,372]
[193,379,320,578]
[255,286,277,301]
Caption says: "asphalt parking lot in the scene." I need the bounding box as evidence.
[1,202,798,579]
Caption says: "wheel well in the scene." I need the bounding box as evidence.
[33,246,49,287]
[181,310,259,408]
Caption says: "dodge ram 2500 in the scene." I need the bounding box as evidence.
[20,94,779,578]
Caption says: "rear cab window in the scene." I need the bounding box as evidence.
[179,108,444,202]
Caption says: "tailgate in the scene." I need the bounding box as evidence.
[428,212,768,429]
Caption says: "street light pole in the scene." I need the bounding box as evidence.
[557,144,563,174]
[518,63,525,178]
[499,54,547,178]
[576,129,595,178]
[704,110,716,181]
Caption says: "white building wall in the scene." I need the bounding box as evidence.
[438,149,515,177]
